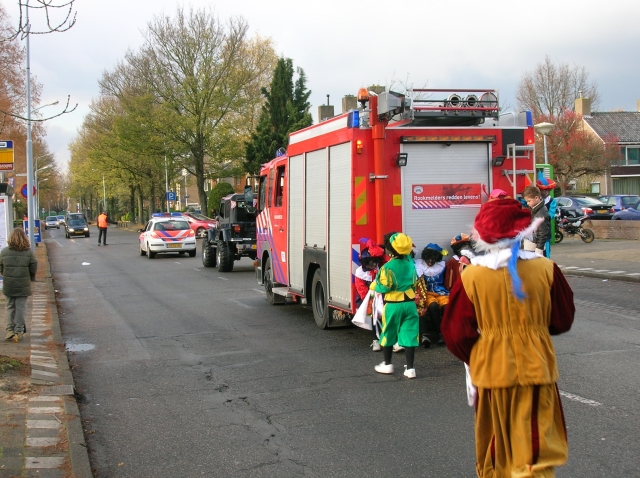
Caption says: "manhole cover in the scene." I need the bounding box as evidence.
[40,385,74,395]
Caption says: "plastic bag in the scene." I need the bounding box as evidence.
[352,291,372,330]
[464,363,477,407]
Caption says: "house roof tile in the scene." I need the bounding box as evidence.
[584,112,640,143]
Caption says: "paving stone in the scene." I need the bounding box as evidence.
[25,456,65,468]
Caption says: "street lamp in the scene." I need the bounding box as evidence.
[37,177,48,218]
[25,93,59,250]
[534,122,554,165]
[34,164,51,219]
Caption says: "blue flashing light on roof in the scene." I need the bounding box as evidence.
[151,213,163,217]
[170,212,182,217]
[347,110,360,128]
[525,111,533,127]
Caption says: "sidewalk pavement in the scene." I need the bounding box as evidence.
[551,237,640,283]
[0,243,92,478]
[0,237,637,477]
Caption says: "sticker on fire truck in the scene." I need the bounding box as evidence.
[412,184,482,209]
[281,251,286,263]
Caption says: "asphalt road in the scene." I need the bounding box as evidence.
[45,228,640,477]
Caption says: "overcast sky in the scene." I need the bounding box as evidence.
[4,0,640,170]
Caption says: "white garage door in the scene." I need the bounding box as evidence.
[402,142,490,252]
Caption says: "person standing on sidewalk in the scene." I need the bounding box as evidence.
[1,228,37,342]
[96,210,117,246]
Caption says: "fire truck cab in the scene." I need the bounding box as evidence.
[255,88,535,329]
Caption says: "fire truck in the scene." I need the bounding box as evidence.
[254,87,535,328]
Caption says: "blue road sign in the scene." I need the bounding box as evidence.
[166,191,176,201]
[23,219,42,243]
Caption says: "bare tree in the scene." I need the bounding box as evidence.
[516,56,599,120]
[0,0,77,122]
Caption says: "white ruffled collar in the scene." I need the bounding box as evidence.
[471,249,539,270]
[414,259,445,276]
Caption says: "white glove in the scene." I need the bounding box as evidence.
[535,248,544,256]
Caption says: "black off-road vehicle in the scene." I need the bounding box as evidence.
[201,192,257,272]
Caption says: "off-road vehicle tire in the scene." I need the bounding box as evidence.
[216,240,234,272]
[580,228,595,243]
[555,230,563,243]
[202,238,216,267]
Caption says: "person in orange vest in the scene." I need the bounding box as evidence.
[96,210,116,246]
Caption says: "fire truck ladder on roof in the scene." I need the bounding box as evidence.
[501,143,535,197]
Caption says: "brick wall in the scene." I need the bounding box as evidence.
[585,220,640,240]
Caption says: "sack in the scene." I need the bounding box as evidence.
[464,363,477,407]
[352,291,372,330]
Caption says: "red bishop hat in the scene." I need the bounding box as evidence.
[473,198,532,246]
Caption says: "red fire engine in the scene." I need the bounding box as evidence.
[255,88,535,328]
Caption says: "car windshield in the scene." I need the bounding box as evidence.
[57,216,64,220]
[68,219,85,227]
[154,220,190,231]
[574,197,607,206]
[187,212,212,221]
[46,216,57,221]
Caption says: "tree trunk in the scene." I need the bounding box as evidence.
[129,184,135,223]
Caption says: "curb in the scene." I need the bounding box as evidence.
[40,243,93,478]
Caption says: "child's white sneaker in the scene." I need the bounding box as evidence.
[392,343,405,353]
[370,340,381,351]
[403,365,416,379]
[374,362,394,374]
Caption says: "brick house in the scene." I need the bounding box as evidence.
[577,97,640,195]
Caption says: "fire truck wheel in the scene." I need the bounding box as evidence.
[202,238,216,267]
[311,269,329,329]
[216,240,235,272]
[264,257,285,305]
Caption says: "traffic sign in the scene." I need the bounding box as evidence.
[0,140,15,171]
[166,191,176,201]
[20,183,37,199]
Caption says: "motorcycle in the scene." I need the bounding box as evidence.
[555,212,595,243]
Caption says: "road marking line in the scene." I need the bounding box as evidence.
[559,391,602,407]
[217,277,229,281]
[575,267,594,271]
[561,266,579,270]
[253,288,265,294]
[626,273,640,276]
[608,270,627,274]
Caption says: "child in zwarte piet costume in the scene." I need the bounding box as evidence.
[371,232,420,379]
[414,243,449,347]
[441,198,575,478]
[354,239,385,351]
[444,233,474,291]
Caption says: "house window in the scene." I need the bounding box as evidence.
[590,182,600,194]
[626,147,640,165]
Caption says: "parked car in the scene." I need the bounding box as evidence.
[65,217,90,238]
[598,194,640,212]
[181,212,217,238]
[611,200,640,220]
[44,216,59,229]
[555,196,614,220]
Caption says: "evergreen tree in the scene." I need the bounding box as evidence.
[244,58,312,173]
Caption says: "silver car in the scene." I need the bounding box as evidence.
[44,216,59,229]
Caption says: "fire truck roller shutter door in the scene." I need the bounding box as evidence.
[289,154,304,291]
[305,149,327,250]
[328,142,352,308]
[401,142,490,249]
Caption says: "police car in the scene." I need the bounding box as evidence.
[139,213,197,259]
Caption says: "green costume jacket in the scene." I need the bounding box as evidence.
[0,247,38,297]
